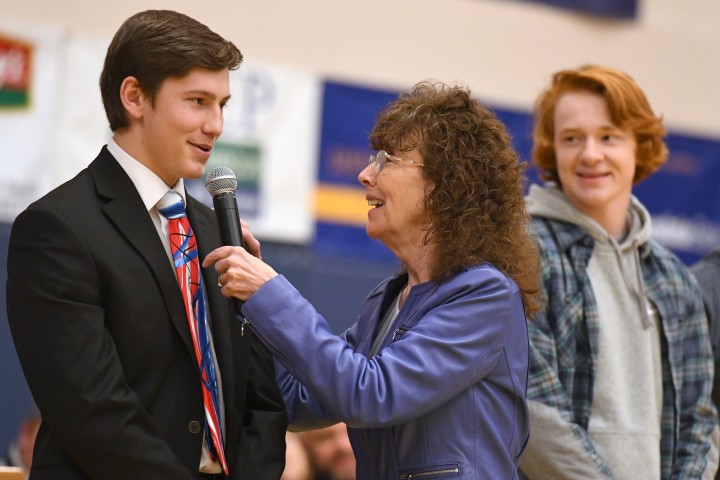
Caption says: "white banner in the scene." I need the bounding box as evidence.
[0,19,66,221]
[187,59,321,244]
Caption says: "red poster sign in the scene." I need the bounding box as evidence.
[0,35,32,107]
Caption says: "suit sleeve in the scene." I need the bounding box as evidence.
[234,325,288,480]
[6,206,194,479]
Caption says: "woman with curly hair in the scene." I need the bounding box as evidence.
[204,81,541,479]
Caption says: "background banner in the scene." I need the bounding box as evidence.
[634,133,720,263]
[186,61,322,244]
[0,20,66,221]
[512,0,639,19]
[314,80,399,261]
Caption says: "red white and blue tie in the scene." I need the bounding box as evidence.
[157,191,228,475]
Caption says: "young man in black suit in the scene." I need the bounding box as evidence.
[6,10,286,479]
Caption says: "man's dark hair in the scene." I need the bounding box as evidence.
[99,10,242,131]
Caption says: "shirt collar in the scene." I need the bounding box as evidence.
[107,138,186,211]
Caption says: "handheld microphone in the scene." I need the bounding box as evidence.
[205,166,244,248]
[205,166,247,313]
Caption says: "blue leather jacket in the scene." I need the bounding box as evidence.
[242,264,530,480]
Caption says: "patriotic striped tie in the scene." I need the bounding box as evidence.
[157,191,228,475]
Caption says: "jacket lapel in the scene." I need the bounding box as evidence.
[89,147,195,357]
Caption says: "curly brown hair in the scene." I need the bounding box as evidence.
[533,65,668,185]
[370,81,540,314]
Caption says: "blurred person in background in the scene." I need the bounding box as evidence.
[298,424,355,480]
[204,81,541,479]
[0,409,40,479]
[520,64,718,479]
[281,432,313,480]
[692,247,720,479]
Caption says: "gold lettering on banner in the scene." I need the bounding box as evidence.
[662,152,700,176]
[327,147,368,177]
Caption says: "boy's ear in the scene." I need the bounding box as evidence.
[119,76,146,121]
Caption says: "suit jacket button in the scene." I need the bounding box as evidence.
[188,420,202,434]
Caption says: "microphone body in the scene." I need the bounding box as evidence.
[211,191,244,248]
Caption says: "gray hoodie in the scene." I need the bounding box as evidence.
[527,183,663,479]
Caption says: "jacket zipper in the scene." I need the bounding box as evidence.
[391,326,408,342]
[399,466,459,479]
[240,317,249,336]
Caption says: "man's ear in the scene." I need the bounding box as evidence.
[119,76,146,121]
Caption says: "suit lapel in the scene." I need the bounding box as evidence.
[89,148,195,356]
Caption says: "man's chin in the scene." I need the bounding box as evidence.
[186,163,209,180]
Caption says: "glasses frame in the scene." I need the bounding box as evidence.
[368,150,425,173]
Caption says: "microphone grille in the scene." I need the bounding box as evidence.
[205,166,238,196]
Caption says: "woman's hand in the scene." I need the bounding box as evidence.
[202,244,278,301]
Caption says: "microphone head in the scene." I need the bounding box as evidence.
[205,166,238,197]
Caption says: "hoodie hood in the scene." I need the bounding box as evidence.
[527,183,655,328]
[527,183,652,250]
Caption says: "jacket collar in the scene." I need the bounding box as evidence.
[89,146,196,357]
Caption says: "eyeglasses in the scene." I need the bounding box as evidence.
[368,150,425,173]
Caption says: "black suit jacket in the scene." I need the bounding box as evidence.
[6,147,287,479]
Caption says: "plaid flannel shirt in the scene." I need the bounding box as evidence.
[525,217,717,479]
